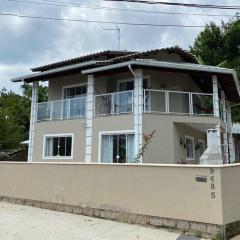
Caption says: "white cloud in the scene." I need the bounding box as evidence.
[0,0,237,93]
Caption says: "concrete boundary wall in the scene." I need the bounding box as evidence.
[1,162,240,239]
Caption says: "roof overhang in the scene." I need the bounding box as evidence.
[11,60,98,83]
[82,60,240,103]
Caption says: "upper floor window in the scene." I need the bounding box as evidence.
[63,84,87,99]
[44,134,73,159]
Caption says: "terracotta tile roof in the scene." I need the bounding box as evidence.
[109,47,199,64]
[31,47,198,72]
[31,50,136,72]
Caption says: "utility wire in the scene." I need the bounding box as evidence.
[6,0,235,17]
[0,12,208,27]
[105,0,240,10]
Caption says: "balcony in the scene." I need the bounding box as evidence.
[37,96,86,121]
[143,90,214,116]
[94,89,214,117]
[36,90,214,122]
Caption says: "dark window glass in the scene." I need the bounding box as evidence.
[113,135,118,163]
[46,136,72,157]
[64,85,87,99]
[52,138,58,156]
[118,134,126,163]
[59,137,65,156]
[66,137,72,156]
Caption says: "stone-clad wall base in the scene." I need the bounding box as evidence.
[0,196,227,239]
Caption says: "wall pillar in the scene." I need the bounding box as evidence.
[212,75,220,118]
[212,75,221,155]
[221,90,229,163]
[134,69,143,162]
[227,103,235,163]
[85,75,94,163]
[28,81,39,162]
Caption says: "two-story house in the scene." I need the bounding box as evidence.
[12,47,240,164]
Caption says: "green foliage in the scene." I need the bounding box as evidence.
[0,84,48,150]
[190,22,225,66]
[190,18,240,122]
[133,130,156,163]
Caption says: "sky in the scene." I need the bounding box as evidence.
[0,0,238,94]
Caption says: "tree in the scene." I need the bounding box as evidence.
[190,18,240,122]
[190,22,226,66]
[0,84,48,151]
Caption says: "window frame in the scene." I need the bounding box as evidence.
[42,133,74,160]
[98,130,135,163]
[62,83,87,100]
[185,135,195,161]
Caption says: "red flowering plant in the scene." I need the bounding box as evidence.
[133,130,156,163]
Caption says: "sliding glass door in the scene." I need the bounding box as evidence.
[101,133,135,163]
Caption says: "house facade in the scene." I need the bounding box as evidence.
[12,48,240,164]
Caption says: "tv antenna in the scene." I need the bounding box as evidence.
[103,25,120,50]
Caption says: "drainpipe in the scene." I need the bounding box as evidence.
[128,64,137,78]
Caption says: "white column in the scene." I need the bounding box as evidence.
[85,75,94,163]
[212,75,221,155]
[134,69,143,162]
[212,75,220,118]
[227,103,235,163]
[28,81,39,162]
[221,90,229,163]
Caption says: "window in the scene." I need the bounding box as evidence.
[100,132,135,163]
[44,134,73,159]
[185,135,195,160]
[117,78,150,92]
[63,85,87,99]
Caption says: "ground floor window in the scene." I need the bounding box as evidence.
[44,134,73,159]
[100,132,135,163]
[185,135,195,160]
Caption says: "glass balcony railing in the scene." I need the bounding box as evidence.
[144,89,214,116]
[37,89,216,122]
[37,96,86,121]
[94,90,133,116]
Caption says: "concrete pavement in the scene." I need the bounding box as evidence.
[0,202,203,240]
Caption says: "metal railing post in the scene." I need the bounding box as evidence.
[111,93,114,115]
[132,90,134,113]
[166,91,169,114]
[143,89,146,113]
[67,99,70,119]
[50,101,53,120]
[189,93,193,115]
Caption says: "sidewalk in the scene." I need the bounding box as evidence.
[0,202,201,240]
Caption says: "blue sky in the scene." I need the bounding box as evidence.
[0,0,237,93]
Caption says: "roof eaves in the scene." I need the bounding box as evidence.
[11,60,98,83]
